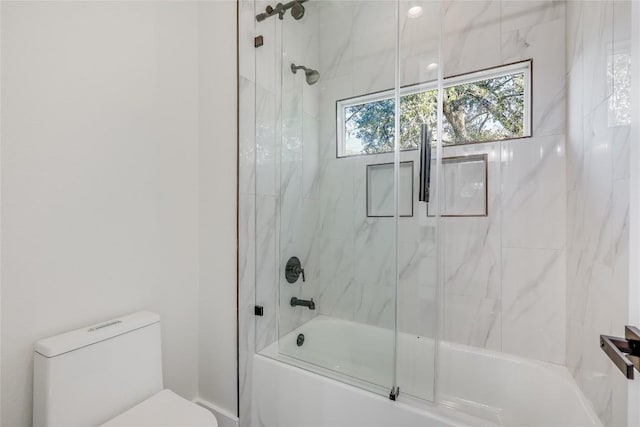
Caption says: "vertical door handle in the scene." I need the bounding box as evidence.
[418,123,431,203]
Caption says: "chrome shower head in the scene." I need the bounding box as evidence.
[290,1,305,19]
[291,63,320,85]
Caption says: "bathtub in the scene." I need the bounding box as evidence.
[255,315,601,427]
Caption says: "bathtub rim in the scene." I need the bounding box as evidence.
[253,352,497,427]
[259,314,602,427]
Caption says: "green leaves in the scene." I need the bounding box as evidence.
[343,71,526,155]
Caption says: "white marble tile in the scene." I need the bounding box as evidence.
[581,124,614,265]
[254,7,277,94]
[350,2,396,95]
[566,124,615,325]
[238,195,256,326]
[443,0,502,76]
[613,0,631,44]
[317,72,354,161]
[302,113,320,198]
[255,195,278,352]
[281,78,303,161]
[281,6,318,72]
[501,248,566,364]
[238,0,256,81]
[443,217,501,299]
[317,158,356,240]
[237,3,256,423]
[278,161,302,254]
[440,145,500,301]
[566,57,584,192]
[565,4,631,421]
[317,1,354,81]
[612,125,630,181]
[611,178,630,329]
[238,341,253,427]
[354,281,396,330]
[501,0,564,33]
[444,294,501,351]
[255,84,276,196]
[352,52,396,99]
[501,135,566,250]
[581,0,613,127]
[501,17,566,137]
[239,77,256,196]
[317,238,357,321]
[398,241,437,337]
[565,0,583,77]
[353,219,395,288]
[399,1,440,87]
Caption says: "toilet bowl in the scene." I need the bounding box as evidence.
[33,311,218,427]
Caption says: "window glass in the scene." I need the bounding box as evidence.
[337,61,531,157]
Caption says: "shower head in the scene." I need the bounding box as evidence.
[291,63,320,85]
[290,1,305,19]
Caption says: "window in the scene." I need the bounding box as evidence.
[336,60,532,157]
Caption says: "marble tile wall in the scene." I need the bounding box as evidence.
[312,1,401,331]
[565,1,631,425]
[277,6,322,337]
[237,1,256,425]
[238,1,322,425]
[437,0,568,365]
[312,0,568,365]
[313,1,438,335]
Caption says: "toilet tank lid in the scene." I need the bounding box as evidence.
[35,311,160,358]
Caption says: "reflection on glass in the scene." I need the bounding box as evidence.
[608,43,631,127]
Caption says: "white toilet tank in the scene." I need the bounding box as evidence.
[33,311,164,427]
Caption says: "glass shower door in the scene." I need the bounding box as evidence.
[395,0,442,403]
[275,0,401,397]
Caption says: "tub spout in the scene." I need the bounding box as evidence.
[290,297,315,310]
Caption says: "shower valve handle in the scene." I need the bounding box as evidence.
[285,256,305,283]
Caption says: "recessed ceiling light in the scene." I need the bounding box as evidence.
[426,62,438,71]
[407,5,423,19]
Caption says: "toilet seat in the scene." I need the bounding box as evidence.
[100,389,218,427]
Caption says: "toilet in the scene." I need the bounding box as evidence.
[33,311,218,427]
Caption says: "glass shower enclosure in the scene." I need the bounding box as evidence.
[254,0,442,402]
[248,0,637,425]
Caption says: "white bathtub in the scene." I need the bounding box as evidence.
[256,315,601,427]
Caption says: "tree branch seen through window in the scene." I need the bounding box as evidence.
[340,62,530,156]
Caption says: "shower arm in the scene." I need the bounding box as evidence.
[291,64,308,73]
[256,0,308,22]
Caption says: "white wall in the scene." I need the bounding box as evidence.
[197,0,239,417]
[1,1,238,425]
[0,2,3,423]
